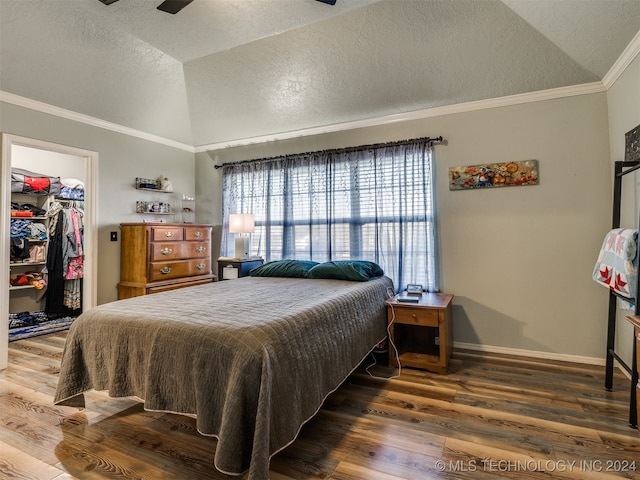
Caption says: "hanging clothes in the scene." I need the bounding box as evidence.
[62,206,84,279]
[45,201,84,316]
[45,210,65,315]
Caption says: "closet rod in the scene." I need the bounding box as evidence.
[214,135,444,169]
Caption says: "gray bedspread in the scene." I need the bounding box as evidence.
[54,276,393,479]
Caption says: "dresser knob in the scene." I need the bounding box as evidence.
[194,231,202,237]
[195,246,206,253]
[165,231,174,238]
[160,266,172,274]
[161,248,173,255]
[196,264,205,270]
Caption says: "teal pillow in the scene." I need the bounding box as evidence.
[307,260,384,281]
[249,259,319,278]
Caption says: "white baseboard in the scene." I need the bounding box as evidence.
[453,341,606,366]
[453,342,633,380]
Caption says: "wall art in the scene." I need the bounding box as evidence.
[625,124,640,162]
[449,159,538,191]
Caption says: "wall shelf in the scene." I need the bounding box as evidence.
[9,285,36,291]
[135,187,171,193]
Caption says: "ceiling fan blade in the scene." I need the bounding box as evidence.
[316,0,337,4]
[98,0,119,5]
[157,0,194,14]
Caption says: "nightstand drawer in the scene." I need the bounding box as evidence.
[393,307,439,327]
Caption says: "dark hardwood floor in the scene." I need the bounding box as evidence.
[1,331,638,479]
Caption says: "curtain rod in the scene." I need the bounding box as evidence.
[214,135,444,169]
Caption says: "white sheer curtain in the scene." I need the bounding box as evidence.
[221,138,439,292]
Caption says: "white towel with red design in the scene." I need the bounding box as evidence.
[593,228,638,307]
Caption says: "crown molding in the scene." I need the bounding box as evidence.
[603,29,640,89]
[0,91,195,153]
[196,82,606,152]
[0,80,613,155]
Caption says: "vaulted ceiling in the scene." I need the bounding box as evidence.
[1,0,639,149]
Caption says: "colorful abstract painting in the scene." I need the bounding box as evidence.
[449,160,539,190]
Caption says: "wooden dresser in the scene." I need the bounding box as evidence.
[625,315,640,431]
[118,223,215,299]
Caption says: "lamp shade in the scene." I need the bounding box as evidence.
[229,213,255,234]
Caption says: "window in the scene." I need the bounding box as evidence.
[222,139,439,292]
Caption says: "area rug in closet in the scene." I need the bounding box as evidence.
[8,316,75,342]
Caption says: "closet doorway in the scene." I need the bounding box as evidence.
[1,134,98,370]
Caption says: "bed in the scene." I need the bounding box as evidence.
[54,274,393,479]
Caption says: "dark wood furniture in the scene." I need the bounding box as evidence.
[217,258,264,280]
[624,315,640,430]
[386,292,453,374]
[118,222,215,299]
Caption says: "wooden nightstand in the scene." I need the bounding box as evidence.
[218,258,264,280]
[386,292,454,374]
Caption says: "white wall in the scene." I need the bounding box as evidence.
[1,102,196,305]
[607,53,640,368]
[12,145,83,179]
[198,92,612,361]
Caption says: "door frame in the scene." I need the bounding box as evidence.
[0,133,98,369]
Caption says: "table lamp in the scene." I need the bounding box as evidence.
[229,213,254,260]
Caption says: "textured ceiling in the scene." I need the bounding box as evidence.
[1,0,639,149]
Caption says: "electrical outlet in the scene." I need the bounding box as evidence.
[110,231,117,242]
[435,336,440,346]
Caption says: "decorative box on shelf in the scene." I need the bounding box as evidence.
[135,177,162,191]
[136,201,172,215]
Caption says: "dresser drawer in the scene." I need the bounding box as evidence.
[147,277,215,294]
[150,241,210,261]
[184,241,210,259]
[152,226,184,242]
[184,226,211,241]
[150,259,211,281]
[150,242,185,261]
[393,307,439,327]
